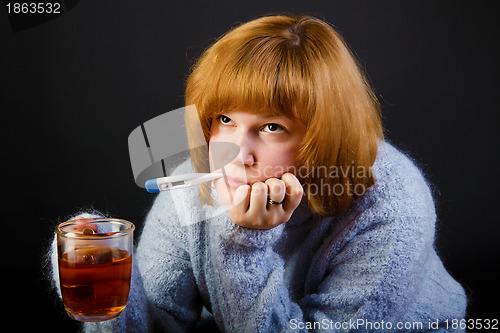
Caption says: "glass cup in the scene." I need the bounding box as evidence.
[55,218,135,322]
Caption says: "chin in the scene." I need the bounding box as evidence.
[213,179,234,205]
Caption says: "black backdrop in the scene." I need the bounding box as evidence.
[1,1,498,331]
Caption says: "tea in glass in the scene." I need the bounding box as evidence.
[56,219,134,322]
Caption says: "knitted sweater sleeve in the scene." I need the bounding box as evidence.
[102,191,202,332]
[206,216,297,332]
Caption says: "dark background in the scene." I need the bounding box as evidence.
[1,0,498,331]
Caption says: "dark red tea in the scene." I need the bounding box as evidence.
[58,246,132,320]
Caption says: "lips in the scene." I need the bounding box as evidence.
[222,176,248,190]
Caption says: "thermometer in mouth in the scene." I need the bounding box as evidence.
[145,173,224,193]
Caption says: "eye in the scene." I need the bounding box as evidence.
[262,123,284,133]
[218,115,234,125]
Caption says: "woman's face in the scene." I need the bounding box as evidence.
[209,110,307,205]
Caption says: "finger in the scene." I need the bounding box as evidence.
[228,185,251,222]
[265,178,286,207]
[233,184,251,209]
[281,173,304,213]
[248,182,268,216]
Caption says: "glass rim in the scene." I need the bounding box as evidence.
[55,218,135,239]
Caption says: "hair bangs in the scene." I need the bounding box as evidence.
[202,38,316,125]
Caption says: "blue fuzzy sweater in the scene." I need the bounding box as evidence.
[51,141,466,332]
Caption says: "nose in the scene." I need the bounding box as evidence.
[234,130,256,167]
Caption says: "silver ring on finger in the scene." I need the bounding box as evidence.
[268,198,283,205]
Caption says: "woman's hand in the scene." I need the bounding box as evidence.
[228,173,304,230]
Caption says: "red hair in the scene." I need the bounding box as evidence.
[185,14,383,217]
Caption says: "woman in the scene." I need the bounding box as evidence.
[51,14,466,332]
